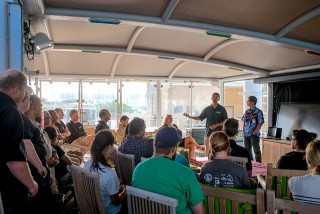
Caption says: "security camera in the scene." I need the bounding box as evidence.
[24,70,39,76]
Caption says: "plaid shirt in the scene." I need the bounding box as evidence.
[118,135,153,165]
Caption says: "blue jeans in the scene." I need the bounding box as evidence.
[244,135,261,162]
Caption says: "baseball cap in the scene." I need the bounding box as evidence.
[155,126,181,148]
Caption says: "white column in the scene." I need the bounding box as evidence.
[8,1,22,70]
[156,80,161,127]
[0,0,8,71]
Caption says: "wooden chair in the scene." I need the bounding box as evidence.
[0,192,4,214]
[113,149,135,185]
[267,189,320,214]
[201,186,265,214]
[228,156,248,168]
[126,186,178,214]
[257,163,308,199]
[84,125,95,135]
[140,157,148,162]
[112,148,122,181]
[70,165,105,214]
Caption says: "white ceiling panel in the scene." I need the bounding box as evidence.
[47,51,117,75]
[50,19,136,47]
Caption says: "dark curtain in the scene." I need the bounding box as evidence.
[272,79,320,126]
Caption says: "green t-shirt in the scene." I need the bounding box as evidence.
[132,157,204,214]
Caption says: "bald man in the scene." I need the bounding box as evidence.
[0,69,38,213]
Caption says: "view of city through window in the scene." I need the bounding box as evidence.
[38,79,267,138]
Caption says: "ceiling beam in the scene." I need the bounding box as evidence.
[220,74,262,82]
[110,54,122,78]
[127,26,145,52]
[269,64,320,76]
[53,44,269,76]
[254,71,320,83]
[203,39,243,61]
[161,0,180,23]
[41,50,50,76]
[43,8,320,52]
[275,6,320,40]
[36,73,219,82]
[168,61,189,79]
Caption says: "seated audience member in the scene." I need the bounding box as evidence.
[54,108,84,161]
[55,108,71,138]
[66,109,89,153]
[289,140,320,205]
[118,117,153,165]
[223,118,252,177]
[162,114,204,158]
[200,131,251,189]
[116,115,129,143]
[85,130,126,213]
[132,126,204,214]
[277,129,317,170]
[45,126,79,186]
[95,109,111,134]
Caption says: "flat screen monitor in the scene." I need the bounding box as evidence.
[276,103,320,140]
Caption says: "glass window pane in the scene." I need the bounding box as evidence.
[122,82,157,128]
[192,82,220,127]
[82,82,118,127]
[41,81,79,123]
[161,82,191,131]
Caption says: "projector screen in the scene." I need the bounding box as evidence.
[277,103,320,139]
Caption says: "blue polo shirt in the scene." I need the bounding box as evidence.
[199,104,228,137]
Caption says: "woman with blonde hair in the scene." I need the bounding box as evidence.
[199,131,251,188]
[289,140,320,205]
[162,114,204,158]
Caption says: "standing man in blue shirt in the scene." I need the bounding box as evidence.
[183,92,228,156]
[241,96,264,163]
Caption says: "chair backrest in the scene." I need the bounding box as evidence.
[267,189,320,214]
[70,165,105,214]
[265,163,308,199]
[0,192,4,214]
[126,186,178,214]
[140,157,149,162]
[112,147,122,180]
[228,156,248,168]
[201,186,265,214]
[84,125,95,135]
[114,149,135,185]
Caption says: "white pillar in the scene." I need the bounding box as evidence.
[156,80,161,127]
[0,0,8,71]
[8,1,22,70]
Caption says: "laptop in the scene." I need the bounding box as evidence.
[265,127,282,139]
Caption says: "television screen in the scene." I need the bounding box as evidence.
[277,103,320,140]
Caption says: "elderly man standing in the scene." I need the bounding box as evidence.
[0,69,38,213]
[183,92,228,156]
[132,126,204,214]
[242,96,264,163]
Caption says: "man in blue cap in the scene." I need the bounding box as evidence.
[131,126,204,214]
